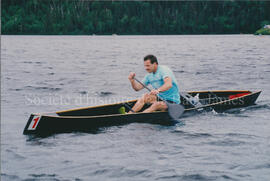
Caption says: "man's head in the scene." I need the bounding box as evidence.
[144,54,158,73]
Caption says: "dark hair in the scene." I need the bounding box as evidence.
[144,54,158,64]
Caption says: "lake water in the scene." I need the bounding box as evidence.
[1,35,270,181]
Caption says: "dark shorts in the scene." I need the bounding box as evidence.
[166,100,177,104]
[156,97,177,104]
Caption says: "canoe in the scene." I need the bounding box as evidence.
[23,90,261,135]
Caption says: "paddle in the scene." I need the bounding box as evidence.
[133,78,184,120]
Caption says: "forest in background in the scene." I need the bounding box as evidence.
[2,0,270,35]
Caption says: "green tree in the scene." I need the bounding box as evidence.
[1,0,269,35]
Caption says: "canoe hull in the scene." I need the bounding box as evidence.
[23,90,261,135]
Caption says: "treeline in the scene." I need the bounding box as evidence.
[1,0,270,35]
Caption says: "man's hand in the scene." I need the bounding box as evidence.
[128,72,144,91]
[150,89,160,95]
[128,72,136,81]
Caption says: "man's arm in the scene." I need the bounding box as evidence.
[150,77,172,95]
[157,77,172,92]
[128,72,144,91]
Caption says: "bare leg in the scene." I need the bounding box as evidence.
[128,94,156,113]
[128,97,145,113]
[143,101,168,113]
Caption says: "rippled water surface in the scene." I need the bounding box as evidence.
[1,35,270,181]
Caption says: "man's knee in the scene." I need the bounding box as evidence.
[144,94,157,103]
[138,93,147,103]
[137,94,146,102]
[141,93,149,103]
[142,93,148,99]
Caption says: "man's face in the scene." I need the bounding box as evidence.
[144,60,156,73]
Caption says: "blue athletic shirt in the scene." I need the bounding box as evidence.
[142,65,180,104]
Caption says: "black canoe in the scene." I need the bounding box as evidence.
[23,90,261,135]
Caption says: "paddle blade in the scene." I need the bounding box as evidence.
[167,103,185,120]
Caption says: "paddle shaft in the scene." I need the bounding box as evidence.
[134,78,152,92]
[133,78,164,101]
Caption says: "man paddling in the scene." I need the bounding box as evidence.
[128,55,180,113]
